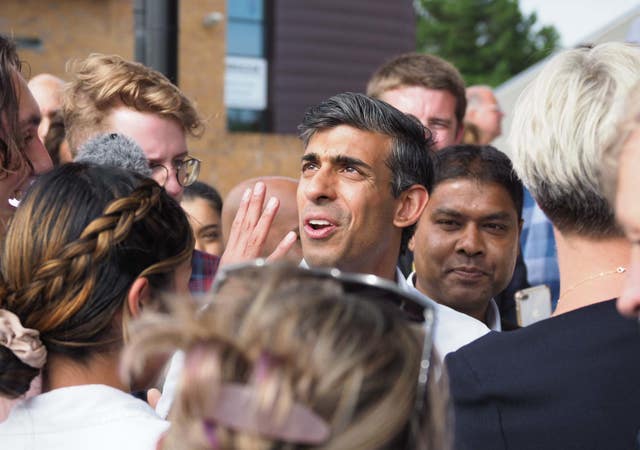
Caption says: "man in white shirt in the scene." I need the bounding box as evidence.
[156,92,433,417]
[297,93,494,357]
[297,92,431,282]
[409,144,523,334]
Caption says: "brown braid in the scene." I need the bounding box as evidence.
[6,179,162,334]
[0,163,193,398]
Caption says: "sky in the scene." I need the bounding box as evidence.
[519,0,639,47]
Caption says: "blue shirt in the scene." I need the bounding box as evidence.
[520,188,560,307]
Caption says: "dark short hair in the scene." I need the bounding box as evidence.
[183,181,223,215]
[432,145,523,219]
[298,92,435,251]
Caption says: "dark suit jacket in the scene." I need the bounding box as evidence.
[446,300,640,450]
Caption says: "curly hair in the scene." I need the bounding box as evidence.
[124,263,450,450]
[63,53,204,153]
[0,163,193,398]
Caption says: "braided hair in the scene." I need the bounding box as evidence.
[0,163,193,398]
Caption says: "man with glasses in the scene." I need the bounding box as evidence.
[64,54,203,202]
[63,54,214,292]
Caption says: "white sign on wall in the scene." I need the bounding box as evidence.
[224,56,267,110]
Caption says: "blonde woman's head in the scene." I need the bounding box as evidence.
[126,263,450,450]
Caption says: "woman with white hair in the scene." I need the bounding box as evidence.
[446,42,640,450]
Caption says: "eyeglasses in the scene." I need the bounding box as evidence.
[150,156,201,188]
[211,260,436,432]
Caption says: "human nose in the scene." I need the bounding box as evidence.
[28,136,53,175]
[455,225,484,256]
[194,238,205,253]
[302,167,336,203]
[151,165,183,201]
[163,167,183,200]
[618,246,640,318]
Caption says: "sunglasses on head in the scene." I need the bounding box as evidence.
[211,259,437,423]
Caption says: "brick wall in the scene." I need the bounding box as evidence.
[2,0,302,196]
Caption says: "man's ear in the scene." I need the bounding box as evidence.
[393,185,429,230]
[127,277,150,319]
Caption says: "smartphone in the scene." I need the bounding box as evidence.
[515,284,552,327]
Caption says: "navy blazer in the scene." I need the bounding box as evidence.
[446,300,640,450]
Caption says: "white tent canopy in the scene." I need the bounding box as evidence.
[492,4,640,155]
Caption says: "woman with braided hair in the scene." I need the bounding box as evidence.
[0,163,194,449]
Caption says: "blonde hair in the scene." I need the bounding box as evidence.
[509,42,640,237]
[63,53,203,153]
[125,263,450,450]
[599,80,640,205]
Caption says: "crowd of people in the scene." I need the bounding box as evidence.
[0,31,639,450]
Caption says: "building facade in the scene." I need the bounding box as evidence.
[3,0,416,194]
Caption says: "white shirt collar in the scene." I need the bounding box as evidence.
[406,271,501,331]
[300,260,409,289]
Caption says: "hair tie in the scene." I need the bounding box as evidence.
[0,309,47,369]
[201,351,329,445]
[204,383,330,445]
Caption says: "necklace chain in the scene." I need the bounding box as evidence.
[558,266,626,302]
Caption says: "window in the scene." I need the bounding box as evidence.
[225,0,268,132]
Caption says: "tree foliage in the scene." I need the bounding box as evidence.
[415,0,560,86]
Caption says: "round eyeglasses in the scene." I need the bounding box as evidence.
[150,156,201,187]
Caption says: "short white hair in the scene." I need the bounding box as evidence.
[509,42,640,237]
[600,80,640,205]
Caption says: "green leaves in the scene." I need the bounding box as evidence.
[416,0,560,86]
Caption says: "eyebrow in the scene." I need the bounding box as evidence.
[301,152,373,171]
[198,224,220,233]
[173,152,189,160]
[149,152,189,165]
[428,118,452,126]
[432,208,513,221]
